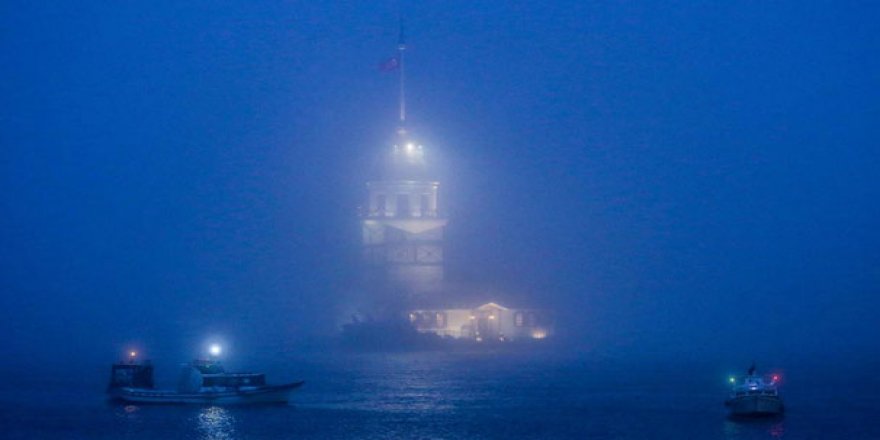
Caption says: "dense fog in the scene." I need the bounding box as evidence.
[2,1,879,372]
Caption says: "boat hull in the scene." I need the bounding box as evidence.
[725,395,784,417]
[110,382,304,405]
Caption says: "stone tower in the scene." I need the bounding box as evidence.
[359,24,447,300]
[361,137,447,298]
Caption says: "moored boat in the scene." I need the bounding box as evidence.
[724,364,784,417]
[107,351,303,405]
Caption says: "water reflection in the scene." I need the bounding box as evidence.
[112,403,141,420]
[197,406,236,440]
[722,417,785,439]
[768,421,785,437]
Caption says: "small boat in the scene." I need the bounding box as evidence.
[724,364,784,417]
[107,355,303,405]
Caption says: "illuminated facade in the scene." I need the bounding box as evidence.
[357,138,553,342]
[409,303,551,342]
[361,140,447,297]
[350,27,552,344]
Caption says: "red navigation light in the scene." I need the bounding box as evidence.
[772,374,780,381]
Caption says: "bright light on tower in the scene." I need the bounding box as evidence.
[209,344,222,357]
[129,351,137,358]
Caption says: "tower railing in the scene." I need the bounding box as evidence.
[360,208,442,219]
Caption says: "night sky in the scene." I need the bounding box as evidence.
[2,1,878,365]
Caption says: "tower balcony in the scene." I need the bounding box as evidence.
[361,208,443,219]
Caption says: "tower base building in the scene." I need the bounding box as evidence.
[345,27,552,346]
[408,302,551,342]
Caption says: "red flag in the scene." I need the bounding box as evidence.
[378,57,399,72]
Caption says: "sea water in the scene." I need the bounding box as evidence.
[1,351,878,439]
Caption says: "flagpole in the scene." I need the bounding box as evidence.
[398,20,406,133]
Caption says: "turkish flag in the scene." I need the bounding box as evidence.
[378,57,399,72]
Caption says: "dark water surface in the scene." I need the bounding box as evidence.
[2,352,878,439]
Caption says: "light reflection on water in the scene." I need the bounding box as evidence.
[2,354,877,439]
[196,406,236,440]
[721,418,785,439]
[769,421,785,438]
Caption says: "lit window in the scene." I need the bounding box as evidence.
[397,194,410,217]
[377,195,386,215]
[420,312,434,327]
[420,195,429,216]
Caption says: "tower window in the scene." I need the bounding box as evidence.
[527,313,537,327]
[420,194,430,217]
[377,195,387,216]
[397,194,410,217]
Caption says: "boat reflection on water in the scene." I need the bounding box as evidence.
[111,400,244,440]
[197,406,236,440]
[722,418,785,439]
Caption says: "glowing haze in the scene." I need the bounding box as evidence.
[1,1,879,367]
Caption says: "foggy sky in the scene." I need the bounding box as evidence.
[1,0,879,365]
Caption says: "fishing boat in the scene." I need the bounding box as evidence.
[724,364,784,417]
[107,350,303,405]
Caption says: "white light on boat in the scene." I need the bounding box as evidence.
[209,344,222,356]
[130,351,137,358]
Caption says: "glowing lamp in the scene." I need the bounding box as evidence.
[129,351,137,358]
[729,377,736,384]
[209,344,222,356]
[772,375,779,382]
